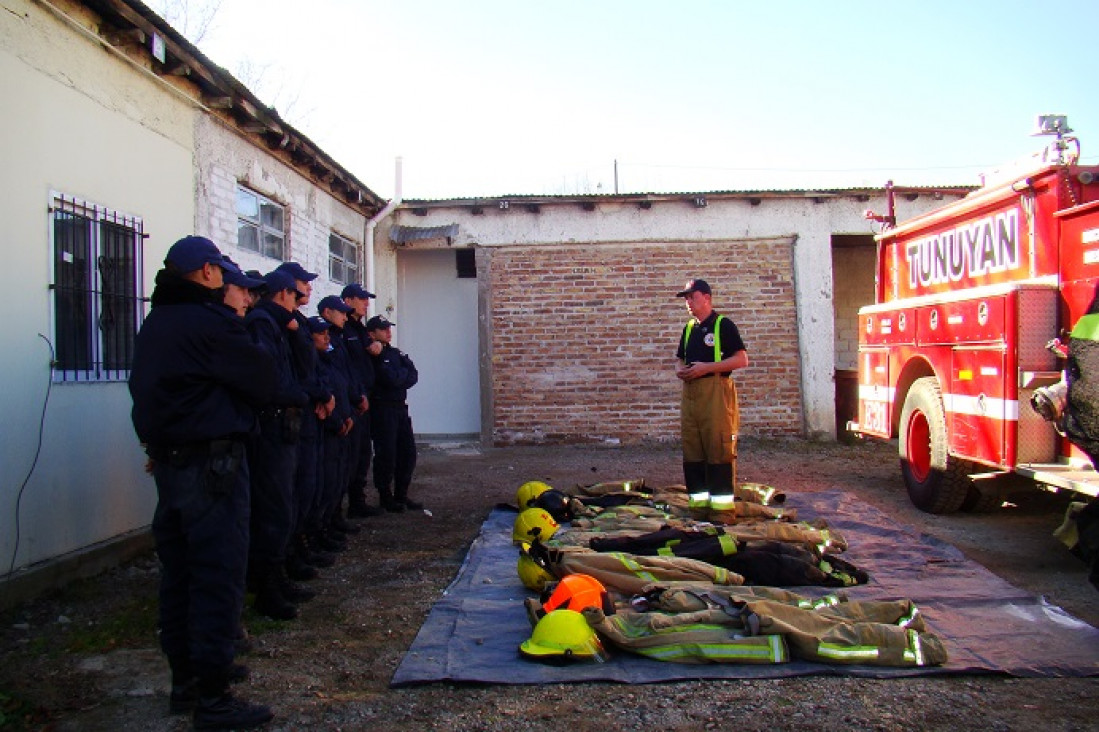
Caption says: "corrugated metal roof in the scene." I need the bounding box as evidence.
[401,183,977,207]
[390,224,460,243]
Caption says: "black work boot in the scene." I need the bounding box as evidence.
[302,534,336,567]
[330,513,361,534]
[348,502,385,518]
[275,566,317,604]
[398,495,423,511]
[285,544,319,581]
[193,692,273,730]
[252,570,299,621]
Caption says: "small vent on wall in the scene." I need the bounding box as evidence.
[456,248,476,279]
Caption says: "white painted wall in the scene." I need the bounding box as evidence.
[396,249,481,435]
[1,0,195,570]
[385,192,961,440]
[193,116,369,309]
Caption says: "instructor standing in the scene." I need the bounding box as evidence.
[674,278,749,518]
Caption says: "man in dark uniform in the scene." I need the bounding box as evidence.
[243,270,315,620]
[129,235,276,730]
[674,278,749,518]
[366,315,423,512]
[275,262,337,572]
[341,283,384,517]
[309,313,358,541]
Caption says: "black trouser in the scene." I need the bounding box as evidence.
[320,429,351,524]
[295,416,323,534]
[150,440,249,681]
[247,415,298,575]
[371,402,417,502]
[346,412,373,508]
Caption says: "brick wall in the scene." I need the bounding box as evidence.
[486,236,801,445]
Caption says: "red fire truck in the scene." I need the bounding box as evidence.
[852,116,1099,513]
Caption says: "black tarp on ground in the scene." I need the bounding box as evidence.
[391,490,1099,686]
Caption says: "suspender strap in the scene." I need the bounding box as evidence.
[682,315,726,362]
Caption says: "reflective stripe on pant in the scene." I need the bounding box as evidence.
[681,375,738,499]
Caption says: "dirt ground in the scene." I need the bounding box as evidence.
[1,437,1097,731]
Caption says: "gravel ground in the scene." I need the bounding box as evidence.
[1,437,1097,731]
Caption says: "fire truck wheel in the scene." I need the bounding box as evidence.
[898,377,971,514]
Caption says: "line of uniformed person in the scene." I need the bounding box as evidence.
[129,235,422,730]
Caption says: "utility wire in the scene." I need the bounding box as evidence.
[4,334,55,583]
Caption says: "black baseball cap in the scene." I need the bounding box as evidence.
[676,278,711,297]
[365,315,395,331]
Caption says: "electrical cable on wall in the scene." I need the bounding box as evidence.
[4,334,55,583]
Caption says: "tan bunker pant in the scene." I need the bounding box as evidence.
[681,374,739,516]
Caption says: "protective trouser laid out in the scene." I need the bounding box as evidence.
[535,544,745,596]
[638,586,946,667]
[565,503,847,555]
[590,527,869,587]
[582,605,789,665]
[579,587,946,667]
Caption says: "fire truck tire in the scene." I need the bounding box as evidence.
[898,377,971,514]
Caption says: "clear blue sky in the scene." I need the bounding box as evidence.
[153,0,1099,200]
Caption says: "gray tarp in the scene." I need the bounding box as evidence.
[391,490,1099,686]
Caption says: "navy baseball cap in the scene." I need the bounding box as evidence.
[165,236,225,273]
[341,283,376,299]
[221,257,264,289]
[365,315,395,331]
[276,261,318,282]
[307,316,332,334]
[676,278,711,297]
[317,295,353,314]
[263,269,297,293]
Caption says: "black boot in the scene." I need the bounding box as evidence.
[285,540,318,581]
[275,565,316,603]
[302,534,337,567]
[331,512,361,534]
[349,501,385,518]
[252,568,298,621]
[193,693,273,730]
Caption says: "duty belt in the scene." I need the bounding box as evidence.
[144,437,243,465]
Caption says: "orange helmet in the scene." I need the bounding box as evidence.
[539,573,614,617]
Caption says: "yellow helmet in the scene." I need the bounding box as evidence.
[516,480,553,510]
[517,544,556,591]
[512,508,559,545]
[519,609,608,663]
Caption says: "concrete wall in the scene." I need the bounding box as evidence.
[385,192,961,444]
[1,0,195,572]
[193,116,369,307]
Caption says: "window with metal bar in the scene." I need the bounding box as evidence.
[50,194,145,382]
[236,185,286,260]
[328,231,360,284]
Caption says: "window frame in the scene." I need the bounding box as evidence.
[48,192,146,383]
[328,230,361,285]
[236,185,287,260]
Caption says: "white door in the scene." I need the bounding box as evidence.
[395,248,480,436]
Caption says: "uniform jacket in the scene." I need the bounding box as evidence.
[245,300,309,409]
[371,343,418,404]
[316,344,354,434]
[342,315,376,396]
[129,270,275,445]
